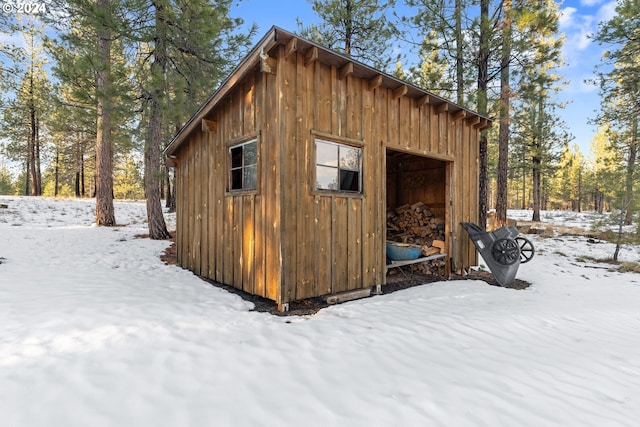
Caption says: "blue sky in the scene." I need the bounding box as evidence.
[0,0,617,157]
[231,0,618,156]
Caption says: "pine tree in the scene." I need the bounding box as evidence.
[0,22,52,196]
[297,0,399,70]
[404,32,452,97]
[592,0,640,226]
[553,144,585,211]
[129,0,255,239]
[0,167,14,195]
[589,125,618,213]
[46,0,130,224]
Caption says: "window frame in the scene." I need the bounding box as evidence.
[314,138,363,194]
[227,138,258,193]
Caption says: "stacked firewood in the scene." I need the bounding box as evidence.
[387,202,446,275]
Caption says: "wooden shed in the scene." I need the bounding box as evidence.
[164,27,491,311]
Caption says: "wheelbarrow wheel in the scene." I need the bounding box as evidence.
[491,238,520,266]
[515,237,535,264]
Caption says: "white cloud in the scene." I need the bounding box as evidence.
[559,6,599,53]
[559,7,578,30]
[581,0,604,7]
[596,1,617,23]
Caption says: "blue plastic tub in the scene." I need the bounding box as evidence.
[386,242,423,261]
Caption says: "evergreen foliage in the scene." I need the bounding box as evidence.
[297,0,399,71]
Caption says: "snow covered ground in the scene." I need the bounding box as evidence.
[1,196,640,427]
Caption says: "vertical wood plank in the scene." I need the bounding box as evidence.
[331,66,339,135]
[430,106,438,153]
[254,72,266,297]
[223,195,234,286]
[243,77,256,134]
[281,48,297,303]
[295,50,316,300]
[333,197,348,293]
[200,132,209,279]
[242,195,255,294]
[254,193,265,297]
[388,93,399,147]
[207,122,216,280]
[233,196,243,289]
[264,68,281,302]
[444,160,452,277]
[187,139,195,271]
[347,75,362,139]
[176,145,186,266]
[317,62,331,133]
[195,133,203,276]
[361,81,375,286]
[316,196,333,295]
[214,114,224,283]
[347,198,363,290]
[438,112,447,155]
[399,96,410,148]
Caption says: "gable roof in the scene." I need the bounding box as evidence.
[164,26,491,157]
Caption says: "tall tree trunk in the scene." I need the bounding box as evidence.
[623,112,637,225]
[75,136,80,197]
[81,147,86,197]
[495,0,512,228]
[75,171,81,197]
[521,158,526,209]
[35,117,41,195]
[168,168,176,213]
[95,0,116,225]
[29,87,38,196]
[477,0,490,229]
[24,159,30,196]
[577,167,582,212]
[144,0,170,240]
[532,156,541,221]
[455,0,463,105]
[165,163,172,209]
[344,0,352,55]
[531,89,544,221]
[54,147,60,196]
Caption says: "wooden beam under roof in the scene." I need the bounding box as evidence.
[260,51,277,75]
[338,62,354,80]
[466,116,481,127]
[201,119,218,133]
[304,46,318,67]
[414,95,431,108]
[452,109,467,122]
[368,75,383,91]
[435,103,449,114]
[476,118,492,130]
[392,84,408,99]
[285,37,297,57]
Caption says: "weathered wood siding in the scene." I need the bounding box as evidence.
[174,42,480,305]
[175,69,283,303]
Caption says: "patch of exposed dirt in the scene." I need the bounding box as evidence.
[158,237,530,316]
[159,232,177,264]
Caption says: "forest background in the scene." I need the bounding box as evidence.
[0,0,638,240]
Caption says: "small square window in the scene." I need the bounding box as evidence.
[229,140,257,191]
[315,139,362,193]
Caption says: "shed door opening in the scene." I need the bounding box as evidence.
[385,149,449,277]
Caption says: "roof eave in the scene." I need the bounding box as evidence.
[164,27,279,157]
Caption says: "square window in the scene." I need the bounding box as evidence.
[229,139,258,191]
[315,139,362,193]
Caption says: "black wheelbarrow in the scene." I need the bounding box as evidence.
[460,222,534,286]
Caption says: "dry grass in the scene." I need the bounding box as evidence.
[618,262,640,273]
